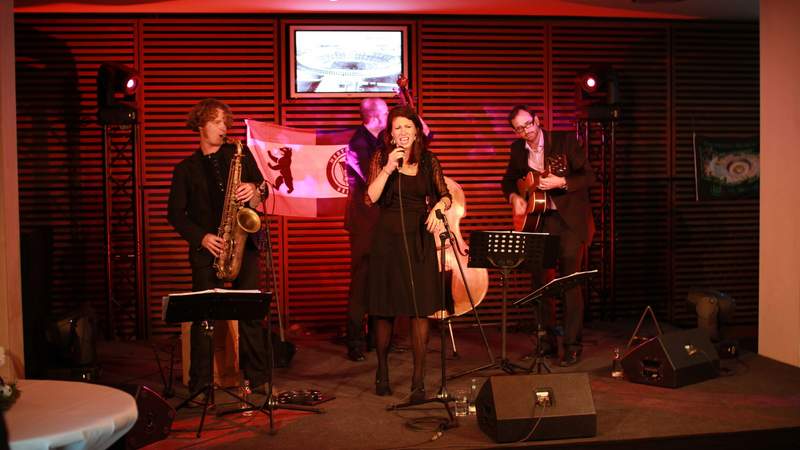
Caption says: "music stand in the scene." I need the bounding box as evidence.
[514,270,598,373]
[164,289,270,437]
[459,231,557,375]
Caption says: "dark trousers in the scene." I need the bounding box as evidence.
[347,231,372,351]
[533,211,586,353]
[189,248,269,392]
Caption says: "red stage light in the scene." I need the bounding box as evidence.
[580,73,599,93]
[97,62,141,125]
[125,77,138,94]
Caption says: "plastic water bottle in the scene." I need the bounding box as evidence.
[241,380,254,416]
[611,347,624,379]
[468,378,479,415]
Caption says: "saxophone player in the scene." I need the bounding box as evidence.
[167,98,269,396]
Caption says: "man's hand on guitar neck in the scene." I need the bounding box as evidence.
[538,174,567,191]
[509,192,528,217]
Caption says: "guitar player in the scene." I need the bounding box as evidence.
[500,104,597,367]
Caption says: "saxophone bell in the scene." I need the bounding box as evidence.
[237,207,261,234]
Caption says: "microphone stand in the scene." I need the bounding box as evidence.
[387,212,456,430]
[432,211,496,381]
[216,202,324,434]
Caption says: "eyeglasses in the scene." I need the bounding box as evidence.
[513,120,537,134]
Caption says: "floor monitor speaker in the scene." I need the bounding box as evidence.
[621,328,719,388]
[116,384,175,449]
[475,372,596,443]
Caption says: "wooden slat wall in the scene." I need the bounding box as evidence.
[550,23,672,320]
[15,15,759,337]
[670,23,759,325]
[15,18,138,335]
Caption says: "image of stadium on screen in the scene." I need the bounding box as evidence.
[290,26,407,97]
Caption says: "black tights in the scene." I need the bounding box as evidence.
[374,316,430,387]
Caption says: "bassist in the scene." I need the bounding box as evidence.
[500,104,596,367]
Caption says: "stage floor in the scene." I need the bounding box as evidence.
[96,321,800,450]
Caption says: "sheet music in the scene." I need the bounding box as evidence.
[540,270,598,290]
[514,269,598,306]
[162,289,271,322]
[168,288,263,297]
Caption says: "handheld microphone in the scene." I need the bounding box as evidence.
[435,209,445,220]
[397,149,404,168]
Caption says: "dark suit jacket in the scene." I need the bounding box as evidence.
[167,143,264,268]
[344,125,381,235]
[501,130,596,244]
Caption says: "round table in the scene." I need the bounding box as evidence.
[5,379,138,450]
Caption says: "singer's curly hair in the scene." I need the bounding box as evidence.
[186,98,233,131]
[382,105,425,166]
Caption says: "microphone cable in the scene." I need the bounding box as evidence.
[397,163,421,320]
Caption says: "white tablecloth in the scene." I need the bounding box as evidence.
[5,379,138,450]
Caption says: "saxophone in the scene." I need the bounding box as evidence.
[214,138,262,281]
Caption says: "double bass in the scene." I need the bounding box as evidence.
[429,178,489,319]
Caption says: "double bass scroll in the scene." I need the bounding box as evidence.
[396,75,415,109]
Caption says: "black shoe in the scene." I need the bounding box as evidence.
[376,379,392,396]
[410,383,426,404]
[559,350,581,367]
[375,367,392,396]
[348,348,366,362]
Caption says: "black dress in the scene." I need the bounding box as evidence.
[366,150,451,318]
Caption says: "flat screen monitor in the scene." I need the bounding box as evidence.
[289,25,408,98]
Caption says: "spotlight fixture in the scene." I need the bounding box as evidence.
[575,65,620,121]
[579,73,599,93]
[96,62,141,125]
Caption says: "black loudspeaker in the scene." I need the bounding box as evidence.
[21,227,52,378]
[621,328,719,388]
[475,373,597,443]
[116,385,175,449]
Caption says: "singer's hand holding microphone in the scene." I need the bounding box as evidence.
[383,147,405,174]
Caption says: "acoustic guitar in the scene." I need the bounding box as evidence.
[512,154,567,232]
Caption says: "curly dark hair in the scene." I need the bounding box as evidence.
[382,105,425,166]
[186,98,233,131]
